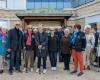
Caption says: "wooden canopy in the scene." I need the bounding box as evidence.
[16,9,73,29]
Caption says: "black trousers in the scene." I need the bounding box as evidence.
[63,54,71,70]
[9,50,21,71]
[37,57,46,69]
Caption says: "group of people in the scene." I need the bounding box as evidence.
[0,22,100,77]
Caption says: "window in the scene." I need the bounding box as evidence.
[26,0,72,10]
[27,2,34,9]
[57,0,64,10]
[86,0,95,3]
[0,0,6,8]
[34,0,41,9]
[72,0,79,8]
[42,0,49,8]
[72,0,95,8]
[49,0,57,10]
[64,0,71,8]
[79,0,86,6]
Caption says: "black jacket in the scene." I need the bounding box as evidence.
[8,28,23,51]
[48,35,58,52]
[94,32,99,47]
[71,31,86,52]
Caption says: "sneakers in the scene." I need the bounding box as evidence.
[30,68,34,72]
[23,68,33,72]
[77,72,84,76]
[36,68,39,73]
[36,68,47,74]
[70,70,77,74]
[51,67,54,71]
[23,68,26,72]
[51,67,57,71]
[53,67,57,71]
[43,69,47,74]
[70,71,84,77]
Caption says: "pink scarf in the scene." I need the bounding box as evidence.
[26,31,32,46]
[2,32,7,43]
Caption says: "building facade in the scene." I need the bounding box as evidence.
[0,0,100,30]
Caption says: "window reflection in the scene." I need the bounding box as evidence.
[26,0,71,10]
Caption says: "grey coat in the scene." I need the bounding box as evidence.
[35,32,48,57]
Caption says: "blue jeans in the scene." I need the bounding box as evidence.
[49,51,57,67]
[9,50,21,71]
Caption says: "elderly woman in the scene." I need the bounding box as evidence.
[84,25,95,70]
[0,26,8,74]
[23,25,36,73]
[71,24,86,76]
[48,30,58,71]
[60,28,71,71]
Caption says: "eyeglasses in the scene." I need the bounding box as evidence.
[28,28,32,29]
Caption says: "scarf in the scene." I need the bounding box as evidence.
[26,31,32,46]
[71,32,78,45]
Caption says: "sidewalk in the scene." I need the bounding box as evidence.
[0,62,100,80]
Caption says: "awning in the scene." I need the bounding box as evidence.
[16,9,73,20]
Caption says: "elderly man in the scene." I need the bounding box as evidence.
[8,21,23,75]
[35,23,48,74]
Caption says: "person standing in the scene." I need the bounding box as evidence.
[0,27,3,74]
[60,28,71,71]
[48,30,58,71]
[55,28,64,62]
[35,24,48,74]
[97,35,100,69]
[8,22,23,75]
[84,25,95,70]
[23,25,35,73]
[93,27,99,65]
[33,28,38,63]
[71,24,86,76]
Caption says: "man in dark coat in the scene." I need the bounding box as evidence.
[8,22,23,75]
[35,24,48,74]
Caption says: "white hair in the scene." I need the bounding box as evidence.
[64,28,70,34]
[0,25,8,29]
[84,25,91,30]
[33,28,38,32]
